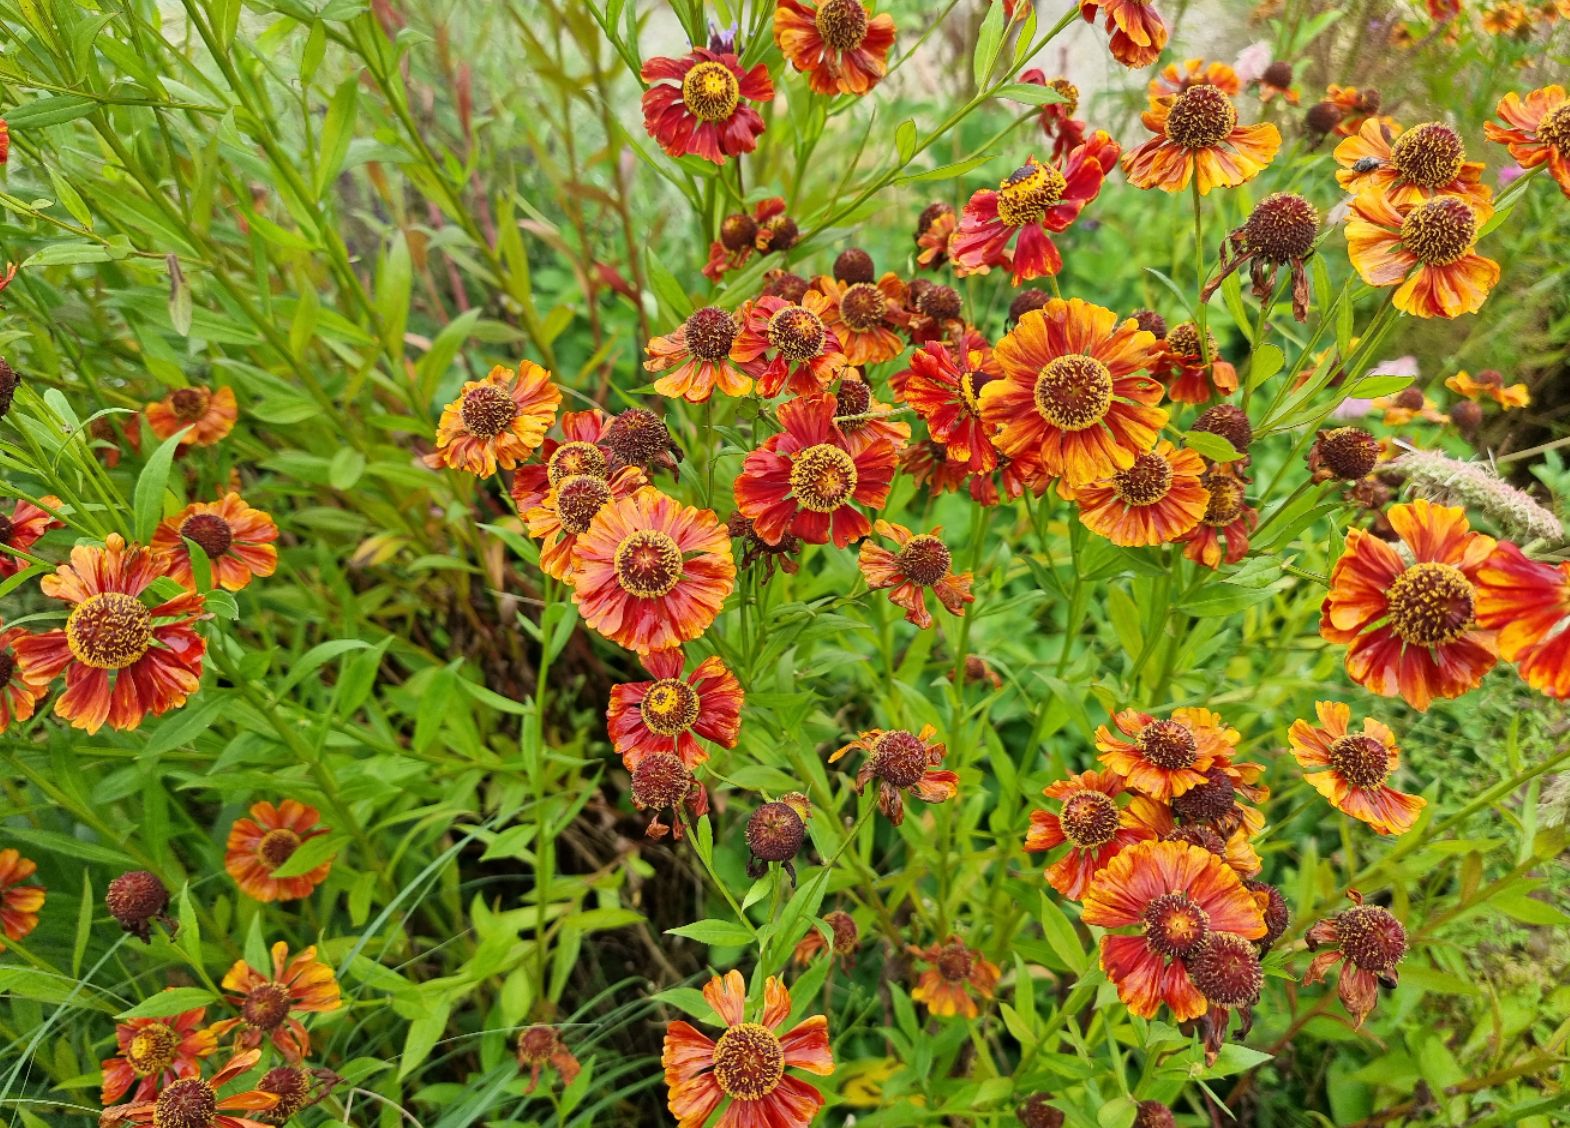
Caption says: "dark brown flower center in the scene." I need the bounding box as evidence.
[258,1066,312,1120]
[547,441,608,486]
[1399,197,1477,266]
[1201,475,1246,526]
[66,592,153,670]
[641,677,701,735]
[1262,61,1294,89]
[834,247,875,284]
[1170,765,1237,822]
[871,729,928,788]
[746,801,805,861]
[242,982,292,1032]
[683,306,739,362]
[916,283,962,321]
[630,752,692,809]
[258,828,301,870]
[936,941,974,981]
[1315,427,1379,480]
[996,161,1068,227]
[0,513,13,543]
[126,1022,178,1075]
[1137,719,1198,770]
[1143,892,1211,957]
[554,475,613,535]
[613,529,684,598]
[603,408,673,468]
[1335,904,1407,972]
[1111,452,1174,507]
[1164,85,1238,149]
[835,377,873,425]
[1386,561,1475,647]
[711,1022,785,1099]
[721,212,758,251]
[180,513,233,559]
[814,0,869,50]
[1190,933,1262,1006]
[153,1078,217,1128]
[516,1026,559,1065]
[1060,790,1119,848]
[959,365,993,415]
[1390,122,1465,187]
[897,534,952,587]
[1032,354,1113,431]
[0,649,14,686]
[169,387,210,422]
[767,305,827,361]
[1539,104,1570,154]
[681,60,740,123]
[1328,734,1391,788]
[790,443,858,512]
[839,282,888,332]
[1192,404,1253,451]
[459,384,518,438]
[1245,192,1318,262]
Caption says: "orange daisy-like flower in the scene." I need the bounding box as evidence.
[1304,891,1407,1028]
[644,308,753,404]
[1322,84,1389,138]
[0,848,44,951]
[662,970,833,1128]
[424,360,561,477]
[570,488,734,654]
[1097,707,1236,801]
[979,298,1165,488]
[1321,499,1500,711]
[1179,470,1257,568]
[1123,85,1281,195]
[1344,190,1499,319]
[1155,323,1237,405]
[951,138,1116,284]
[526,466,647,581]
[857,520,974,629]
[12,535,205,734]
[1445,368,1529,409]
[908,937,1001,1018]
[1476,541,1570,698]
[894,334,1003,474]
[607,647,743,769]
[1025,768,1156,900]
[831,724,957,825]
[913,202,957,270]
[1149,58,1241,99]
[1334,119,1491,210]
[509,409,611,514]
[151,494,278,592]
[1082,839,1266,1021]
[99,1049,278,1128]
[811,273,908,367]
[773,0,896,97]
[1485,85,1570,197]
[100,1001,217,1105]
[1074,440,1209,548]
[224,799,334,903]
[145,384,238,448]
[0,624,50,733]
[640,48,773,166]
[1288,702,1425,836]
[209,943,341,1062]
[0,494,63,577]
[1079,0,1168,68]
[732,292,849,399]
[734,391,896,548]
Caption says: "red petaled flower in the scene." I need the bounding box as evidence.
[0,119,8,165]
[951,137,1116,284]
[831,724,957,825]
[1082,839,1266,1020]
[0,624,50,733]
[0,494,63,577]
[811,274,908,366]
[732,292,849,399]
[645,308,753,403]
[662,971,833,1128]
[1475,541,1570,698]
[1304,890,1407,1028]
[1344,191,1500,320]
[1025,768,1156,900]
[1123,85,1281,195]
[1073,440,1209,548]
[1079,0,1168,68]
[100,1001,218,1105]
[1096,707,1233,801]
[734,391,896,548]
[424,361,561,477]
[857,520,974,629]
[526,466,647,581]
[640,48,773,165]
[908,937,1001,1017]
[773,0,896,97]
[1334,119,1492,210]
[0,848,44,951]
[146,384,239,448]
[12,535,205,734]
[98,1049,279,1128]
[1154,323,1237,404]
[224,800,334,902]
[1289,701,1426,836]
[151,494,278,592]
[607,647,743,769]
[208,943,341,1063]
[980,298,1165,488]
[1485,85,1570,198]
[1320,499,1500,711]
[894,335,1003,474]
[509,409,612,514]
[570,488,735,654]
[1178,469,1257,568]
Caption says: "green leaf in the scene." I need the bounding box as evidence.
[894,118,917,164]
[645,248,693,321]
[1248,343,1286,390]
[3,94,98,128]
[398,1005,450,1079]
[1343,374,1412,400]
[315,77,360,199]
[1184,430,1243,463]
[268,833,342,879]
[329,447,367,490]
[993,82,1068,106]
[1203,1042,1274,1078]
[666,918,754,947]
[177,885,200,961]
[133,426,189,541]
[116,987,217,1020]
[971,0,1006,88]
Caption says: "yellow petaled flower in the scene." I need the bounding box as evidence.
[424,361,561,477]
[1122,85,1281,195]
